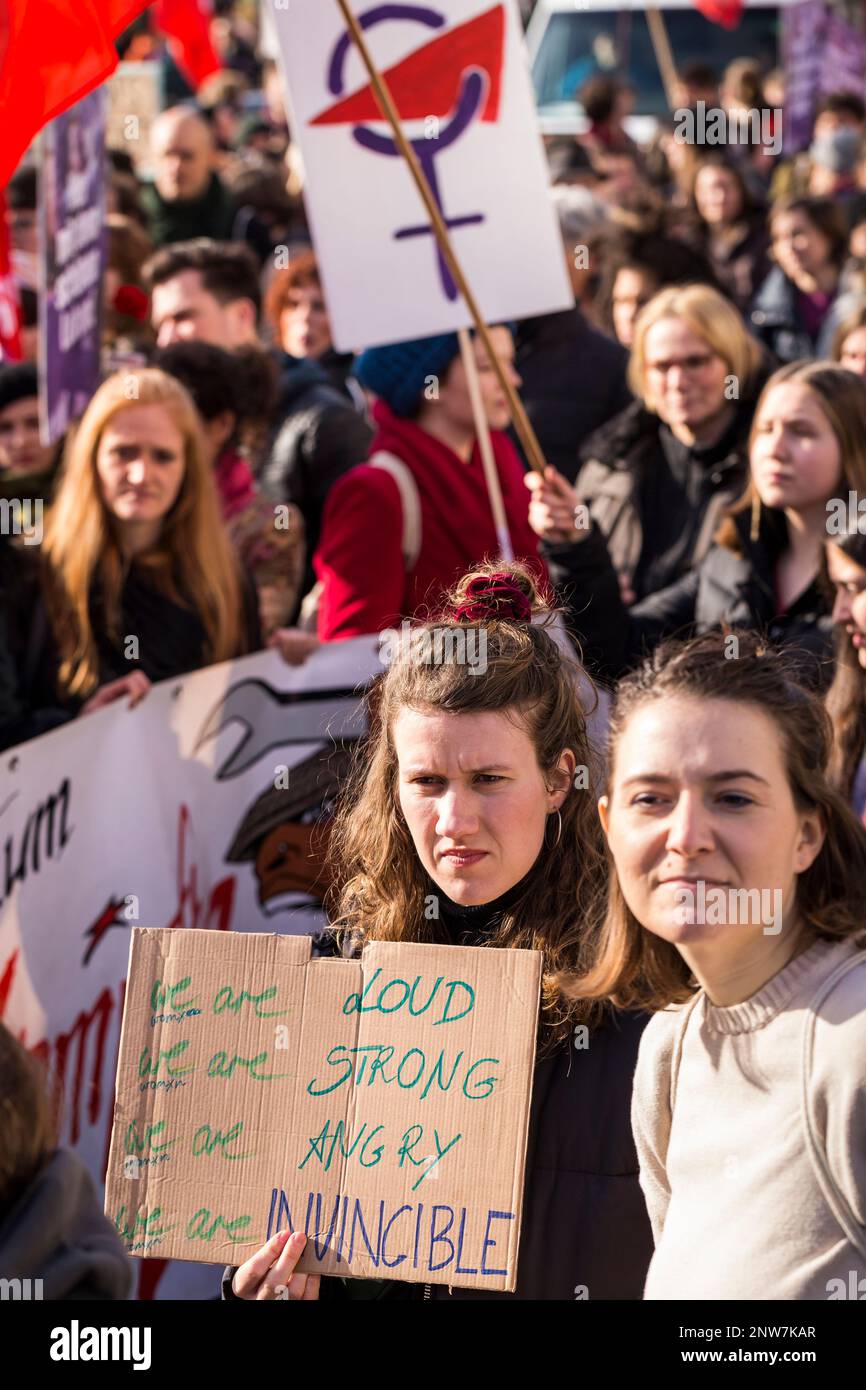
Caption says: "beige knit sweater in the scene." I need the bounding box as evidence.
[632,935,866,1300]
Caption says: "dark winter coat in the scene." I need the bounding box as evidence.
[260,354,373,607]
[750,266,860,363]
[0,1149,132,1300]
[701,219,771,313]
[3,550,261,734]
[547,504,833,686]
[573,386,763,600]
[0,537,70,751]
[139,173,274,263]
[514,308,631,481]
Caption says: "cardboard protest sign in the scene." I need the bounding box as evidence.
[105,928,541,1290]
[267,0,572,351]
[38,88,107,444]
[0,637,381,1300]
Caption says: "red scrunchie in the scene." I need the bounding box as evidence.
[451,572,533,623]
[112,284,150,322]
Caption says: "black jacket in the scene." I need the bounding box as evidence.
[574,387,762,599]
[0,1148,132,1300]
[701,218,771,313]
[514,308,631,482]
[750,266,858,363]
[261,355,373,607]
[0,539,71,750]
[4,551,262,735]
[140,174,273,262]
[547,505,833,685]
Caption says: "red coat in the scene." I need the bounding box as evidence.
[314,402,549,639]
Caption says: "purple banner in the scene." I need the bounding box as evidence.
[39,89,107,445]
[782,0,827,155]
[819,9,866,99]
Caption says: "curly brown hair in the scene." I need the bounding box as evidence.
[326,561,609,1053]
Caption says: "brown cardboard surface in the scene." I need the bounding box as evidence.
[104,928,542,1290]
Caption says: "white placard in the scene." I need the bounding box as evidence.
[269,0,572,350]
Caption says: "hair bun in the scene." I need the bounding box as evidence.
[451,571,534,624]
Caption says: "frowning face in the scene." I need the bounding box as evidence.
[95,405,185,530]
[393,706,573,907]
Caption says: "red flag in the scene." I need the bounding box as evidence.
[694,0,744,28]
[0,188,22,361]
[154,0,221,90]
[0,0,151,188]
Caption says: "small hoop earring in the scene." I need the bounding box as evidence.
[546,809,563,850]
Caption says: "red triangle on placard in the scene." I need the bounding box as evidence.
[311,4,505,126]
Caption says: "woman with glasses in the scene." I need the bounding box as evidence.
[527,284,767,642]
[528,362,866,688]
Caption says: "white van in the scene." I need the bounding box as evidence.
[526,0,799,141]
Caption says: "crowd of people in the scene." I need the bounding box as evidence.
[1,17,866,1305]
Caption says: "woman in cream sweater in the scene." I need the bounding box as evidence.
[573,630,866,1300]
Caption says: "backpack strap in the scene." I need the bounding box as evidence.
[296,451,422,632]
[801,951,866,1261]
[368,451,422,572]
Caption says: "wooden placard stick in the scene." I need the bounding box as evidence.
[646,8,680,112]
[458,326,515,561]
[333,0,548,475]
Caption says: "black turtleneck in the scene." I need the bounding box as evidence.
[428,866,537,948]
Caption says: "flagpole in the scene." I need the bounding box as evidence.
[458,327,515,561]
[645,8,679,111]
[333,0,549,475]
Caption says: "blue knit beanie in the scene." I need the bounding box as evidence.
[354,333,460,417]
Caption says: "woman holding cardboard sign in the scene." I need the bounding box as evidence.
[225,561,653,1300]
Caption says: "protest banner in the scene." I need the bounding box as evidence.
[267,0,572,354]
[782,0,826,154]
[105,928,541,1289]
[0,637,382,1297]
[38,87,107,444]
[818,7,866,101]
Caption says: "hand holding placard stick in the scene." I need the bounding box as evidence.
[332,0,548,476]
[105,929,541,1290]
